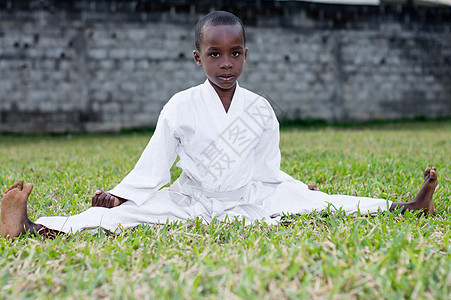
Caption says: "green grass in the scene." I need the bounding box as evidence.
[0,121,450,299]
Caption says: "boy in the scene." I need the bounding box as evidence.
[1,11,438,239]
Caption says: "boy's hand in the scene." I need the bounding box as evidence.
[92,189,127,208]
[308,185,320,191]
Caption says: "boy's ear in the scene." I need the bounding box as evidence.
[193,50,202,66]
[244,47,248,61]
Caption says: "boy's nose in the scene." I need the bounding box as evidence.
[221,58,232,69]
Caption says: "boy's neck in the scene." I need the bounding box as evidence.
[209,80,237,113]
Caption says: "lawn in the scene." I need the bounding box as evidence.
[0,121,450,299]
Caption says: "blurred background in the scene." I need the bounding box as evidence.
[0,0,449,133]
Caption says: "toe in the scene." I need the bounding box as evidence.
[429,169,437,180]
[5,180,22,194]
[23,183,34,195]
[424,167,431,178]
[17,180,24,191]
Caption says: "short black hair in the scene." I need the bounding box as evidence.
[195,11,246,51]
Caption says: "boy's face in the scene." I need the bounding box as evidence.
[193,24,248,93]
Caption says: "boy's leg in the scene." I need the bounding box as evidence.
[264,166,439,217]
[389,167,437,214]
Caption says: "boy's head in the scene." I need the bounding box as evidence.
[193,11,248,94]
[195,11,246,51]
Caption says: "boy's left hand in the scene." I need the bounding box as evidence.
[308,185,320,191]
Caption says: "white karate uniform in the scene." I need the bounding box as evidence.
[36,81,391,233]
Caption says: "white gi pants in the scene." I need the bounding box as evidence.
[36,174,392,233]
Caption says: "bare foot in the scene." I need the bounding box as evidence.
[390,167,438,215]
[1,180,42,239]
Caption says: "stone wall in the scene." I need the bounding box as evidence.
[0,0,450,133]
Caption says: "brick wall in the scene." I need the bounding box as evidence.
[0,1,450,133]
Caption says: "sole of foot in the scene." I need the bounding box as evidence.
[1,182,33,239]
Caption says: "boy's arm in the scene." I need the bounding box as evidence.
[107,109,180,207]
[252,101,319,190]
[252,104,282,183]
[91,109,179,208]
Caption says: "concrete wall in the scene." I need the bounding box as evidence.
[0,1,450,133]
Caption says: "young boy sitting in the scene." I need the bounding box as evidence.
[1,11,438,239]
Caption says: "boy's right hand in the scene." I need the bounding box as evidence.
[92,189,126,208]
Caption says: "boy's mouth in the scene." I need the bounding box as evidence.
[218,74,235,81]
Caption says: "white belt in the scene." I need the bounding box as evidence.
[202,185,248,199]
[176,173,248,200]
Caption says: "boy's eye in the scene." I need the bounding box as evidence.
[210,52,219,58]
[232,52,240,57]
